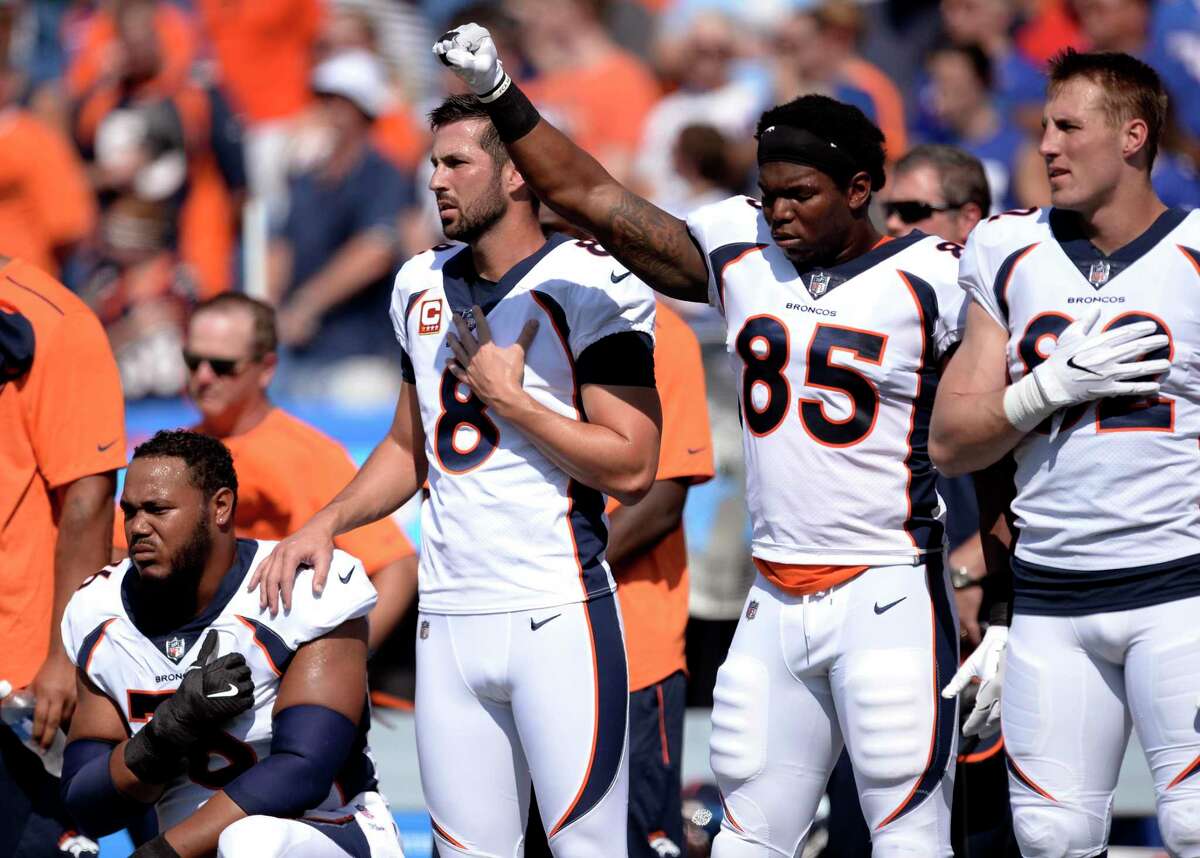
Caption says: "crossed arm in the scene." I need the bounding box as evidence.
[63,619,369,857]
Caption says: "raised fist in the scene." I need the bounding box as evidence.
[433,23,506,97]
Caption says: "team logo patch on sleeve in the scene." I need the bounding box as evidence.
[164,636,186,663]
[419,299,444,335]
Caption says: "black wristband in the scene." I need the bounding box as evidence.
[988,599,1013,627]
[124,719,189,785]
[480,76,541,143]
[131,834,182,858]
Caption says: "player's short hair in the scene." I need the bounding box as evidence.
[132,430,238,510]
[429,95,510,167]
[191,293,277,359]
[755,94,887,193]
[928,42,993,91]
[894,144,992,214]
[1047,49,1168,167]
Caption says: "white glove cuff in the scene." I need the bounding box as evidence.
[1003,372,1055,433]
[477,71,511,103]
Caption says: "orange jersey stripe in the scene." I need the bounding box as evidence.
[753,558,869,596]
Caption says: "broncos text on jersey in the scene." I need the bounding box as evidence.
[686,195,966,566]
[389,234,656,614]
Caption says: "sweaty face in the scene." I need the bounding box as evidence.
[759,162,859,268]
[121,457,214,583]
[429,119,509,243]
[1040,78,1129,213]
[185,309,268,424]
[885,164,969,244]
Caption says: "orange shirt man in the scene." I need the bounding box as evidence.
[176,293,415,651]
[0,259,124,739]
[612,301,713,858]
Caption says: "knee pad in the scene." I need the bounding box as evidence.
[1159,798,1200,858]
[709,654,769,785]
[843,650,930,785]
[217,816,293,858]
[1011,804,1103,858]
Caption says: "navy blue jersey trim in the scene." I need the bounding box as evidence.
[879,555,957,827]
[441,232,570,317]
[300,813,372,857]
[707,242,767,311]
[1049,207,1189,288]
[1012,552,1200,616]
[567,479,610,598]
[1179,244,1200,273]
[551,592,628,835]
[793,230,926,287]
[234,615,296,675]
[530,289,581,412]
[403,287,430,323]
[75,618,116,676]
[992,244,1039,324]
[899,271,944,552]
[122,539,258,656]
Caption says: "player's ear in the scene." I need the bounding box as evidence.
[504,160,530,199]
[211,486,235,530]
[1121,116,1150,164]
[845,170,873,214]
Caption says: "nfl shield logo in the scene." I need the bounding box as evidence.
[419,620,430,640]
[1088,260,1111,288]
[807,272,831,298]
[164,636,185,662]
[458,308,477,333]
[745,600,759,620]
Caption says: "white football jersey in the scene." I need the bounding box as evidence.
[963,206,1200,614]
[390,234,656,614]
[686,195,966,565]
[60,539,378,830]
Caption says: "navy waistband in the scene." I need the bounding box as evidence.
[1013,551,1200,616]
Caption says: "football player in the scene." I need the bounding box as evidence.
[433,23,964,858]
[930,50,1198,858]
[253,94,662,856]
[58,431,404,858]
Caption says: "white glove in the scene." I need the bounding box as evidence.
[433,23,507,98]
[1003,306,1170,432]
[942,624,1008,738]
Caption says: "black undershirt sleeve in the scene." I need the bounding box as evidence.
[576,331,655,388]
[400,347,415,384]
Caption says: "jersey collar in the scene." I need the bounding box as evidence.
[788,230,926,299]
[441,232,572,317]
[1049,206,1188,289]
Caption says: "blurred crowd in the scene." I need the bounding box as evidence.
[0,0,1197,405]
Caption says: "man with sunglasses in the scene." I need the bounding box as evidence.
[884,145,990,248]
[123,293,418,654]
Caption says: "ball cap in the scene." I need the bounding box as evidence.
[311,49,390,118]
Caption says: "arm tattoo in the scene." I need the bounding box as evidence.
[596,190,708,301]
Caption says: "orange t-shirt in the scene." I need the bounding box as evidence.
[196,0,322,124]
[523,50,661,171]
[0,111,96,277]
[613,303,714,692]
[0,260,126,688]
[114,408,414,575]
[67,4,198,100]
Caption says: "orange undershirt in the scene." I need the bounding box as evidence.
[753,558,870,596]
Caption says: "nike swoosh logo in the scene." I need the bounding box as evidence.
[687,446,706,454]
[338,566,355,584]
[874,597,907,615]
[97,439,118,452]
[610,270,631,283]
[530,613,561,631]
[206,683,240,699]
[1066,356,1103,376]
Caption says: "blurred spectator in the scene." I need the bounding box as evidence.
[0,60,95,278]
[317,4,428,175]
[922,43,1043,210]
[771,1,908,160]
[1015,0,1086,64]
[512,0,661,180]
[176,293,417,652]
[0,258,123,856]
[634,12,766,212]
[1153,111,1200,211]
[195,0,322,214]
[671,124,742,216]
[268,49,411,403]
[884,143,990,243]
[71,0,246,301]
[939,0,1047,133]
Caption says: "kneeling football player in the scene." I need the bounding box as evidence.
[58,430,404,858]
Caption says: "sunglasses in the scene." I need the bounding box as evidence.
[181,351,253,377]
[883,200,964,224]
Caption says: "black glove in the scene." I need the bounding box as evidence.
[125,630,255,783]
[131,834,181,858]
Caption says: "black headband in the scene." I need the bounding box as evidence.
[756,125,860,186]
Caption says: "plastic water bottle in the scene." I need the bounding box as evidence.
[0,679,65,777]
